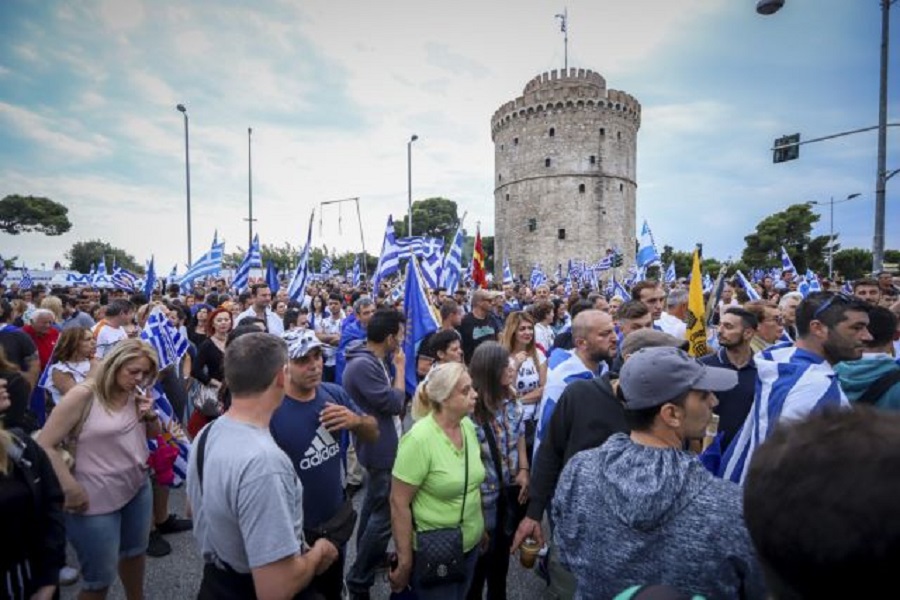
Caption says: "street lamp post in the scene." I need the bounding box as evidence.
[176,104,192,266]
[407,134,418,237]
[758,0,896,272]
[247,127,255,247]
[812,193,861,279]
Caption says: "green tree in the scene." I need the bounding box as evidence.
[66,240,144,274]
[741,203,826,273]
[394,198,460,245]
[0,195,72,236]
[832,248,873,281]
[883,249,900,267]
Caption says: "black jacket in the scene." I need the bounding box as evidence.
[526,375,628,521]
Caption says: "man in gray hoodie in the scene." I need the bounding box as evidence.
[552,346,766,599]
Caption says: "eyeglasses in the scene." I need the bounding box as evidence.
[812,292,852,320]
[764,315,784,325]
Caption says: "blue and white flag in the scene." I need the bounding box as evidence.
[373,216,402,290]
[806,269,821,293]
[111,265,139,292]
[702,272,714,294]
[352,255,362,287]
[147,383,191,487]
[735,270,761,301]
[841,280,853,295]
[319,255,334,276]
[168,264,178,282]
[143,257,157,298]
[636,220,661,268]
[287,212,315,302]
[140,306,189,371]
[0,256,6,285]
[232,234,262,293]
[664,261,677,284]
[719,343,849,485]
[502,258,514,285]
[440,224,465,292]
[18,267,33,290]
[530,265,547,288]
[179,233,225,290]
[609,275,630,301]
[780,246,797,275]
[419,237,444,291]
[402,253,441,396]
[265,260,280,294]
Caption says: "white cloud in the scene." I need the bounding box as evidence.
[0,103,112,161]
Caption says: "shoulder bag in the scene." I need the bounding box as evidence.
[414,428,469,587]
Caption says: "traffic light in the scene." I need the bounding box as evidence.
[773,133,800,163]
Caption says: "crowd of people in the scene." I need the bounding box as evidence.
[0,265,899,600]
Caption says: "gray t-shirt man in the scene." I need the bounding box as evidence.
[187,415,305,572]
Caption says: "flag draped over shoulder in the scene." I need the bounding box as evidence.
[287,211,315,302]
[533,348,597,460]
[687,247,708,357]
[402,253,440,397]
[472,225,487,289]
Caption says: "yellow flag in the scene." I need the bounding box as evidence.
[687,247,709,357]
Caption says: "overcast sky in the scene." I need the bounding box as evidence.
[1,0,897,272]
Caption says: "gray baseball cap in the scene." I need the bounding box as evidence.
[618,346,737,410]
[283,329,324,360]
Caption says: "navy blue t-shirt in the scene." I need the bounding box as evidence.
[270,382,362,529]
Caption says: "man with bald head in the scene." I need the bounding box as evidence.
[458,288,500,364]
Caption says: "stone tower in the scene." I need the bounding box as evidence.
[492,68,640,280]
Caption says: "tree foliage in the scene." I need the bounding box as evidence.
[66,240,144,274]
[741,203,827,273]
[832,248,873,281]
[224,243,377,277]
[394,197,460,245]
[0,195,72,236]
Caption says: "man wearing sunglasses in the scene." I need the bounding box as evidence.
[720,292,872,485]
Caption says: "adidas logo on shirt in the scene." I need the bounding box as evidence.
[299,425,340,470]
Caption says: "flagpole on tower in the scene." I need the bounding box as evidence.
[555,8,568,71]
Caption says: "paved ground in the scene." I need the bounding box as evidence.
[62,485,551,599]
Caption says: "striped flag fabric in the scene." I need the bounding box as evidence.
[179,233,225,291]
[419,238,444,290]
[636,220,661,268]
[472,225,487,289]
[143,257,157,299]
[780,246,797,275]
[719,342,849,485]
[534,348,600,460]
[140,306,189,370]
[609,275,630,301]
[502,258,514,285]
[686,247,708,357]
[0,256,7,285]
[319,255,334,276]
[287,211,315,302]
[664,261,677,283]
[530,265,547,288]
[402,252,441,396]
[232,234,262,293]
[373,215,401,291]
[111,265,139,292]
[146,383,191,487]
[352,255,362,287]
[18,267,33,290]
[735,270,761,301]
[265,260,280,294]
[440,224,465,292]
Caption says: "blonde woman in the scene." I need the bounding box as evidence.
[390,363,485,599]
[38,339,160,600]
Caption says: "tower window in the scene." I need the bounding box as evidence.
[599,128,605,136]
[590,155,596,165]
[528,218,537,232]
[558,228,566,240]
[619,183,624,192]
[514,137,519,145]
[617,131,622,141]
[500,144,504,151]
[545,158,551,167]
[578,184,586,194]
[549,127,555,137]
[498,174,502,182]
[505,193,510,202]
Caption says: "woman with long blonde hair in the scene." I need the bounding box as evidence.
[38,339,161,600]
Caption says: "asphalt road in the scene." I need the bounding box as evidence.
[61,485,551,600]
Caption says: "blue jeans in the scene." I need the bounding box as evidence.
[346,467,393,593]
[65,476,153,591]
[413,548,479,600]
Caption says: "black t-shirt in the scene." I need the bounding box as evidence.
[0,326,38,371]
[458,313,498,364]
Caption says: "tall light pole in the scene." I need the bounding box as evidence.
[758,0,896,272]
[811,193,860,279]
[407,134,418,237]
[246,127,256,247]
[176,104,192,265]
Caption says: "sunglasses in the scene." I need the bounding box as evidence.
[812,292,853,320]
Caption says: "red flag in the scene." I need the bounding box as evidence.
[472,225,487,289]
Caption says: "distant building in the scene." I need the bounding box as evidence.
[492,68,640,279]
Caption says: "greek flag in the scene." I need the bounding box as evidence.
[0,256,6,284]
[140,306,189,371]
[168,264,178,282]
[403,253,441,396]
[564,276,572,296]
[609,275,630,301]
[146,383,191,487]
[567,259,581,281]
[502,258,514,285]
[841,280,853,294]
[287,211,315,302]
[780,246,797,275]
[702,272,714,294]
[143,257,157,298]
[735,270,761,301]
[179,233,225,290]
[232,234,262,293]
[534,348,600,460]
[636,220,661,268]
[352,255,362,287]
[530,265,547,288]
[111,265,139,292]
[265,260,280,294]
[719,343,849,485]
[373,216,402,290]
[18,267,33,290]
[419,237,444,290]
[440,224,465,292]
[664,261,677,283]
[806,269,821,293]
[91,256,114,288]
[319,255,334,276]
